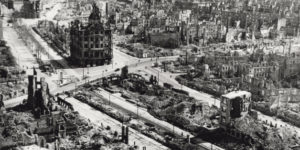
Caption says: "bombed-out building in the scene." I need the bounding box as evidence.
[21,0,41,18]
[219,91,252,129]
[27,68,52,116]
[1,0,14,9]
[26,69,78,146]
[70,3,113,67]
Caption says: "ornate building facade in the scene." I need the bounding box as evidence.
[70,3,113,67]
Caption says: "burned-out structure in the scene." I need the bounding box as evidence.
[27,69,52,117]
[26,69,78,144]
[70,3,113,67]
[1,0,14,9]
[0,68,135,149]
[0,69,79,149]
[20,0,41,18]
[219,91,252,128]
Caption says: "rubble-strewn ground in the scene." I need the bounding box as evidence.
[70,72,256,149]
[3,0,300,149]
[0,81,27,100]
[117,42,183,58]
[64,96,169,150]
[0,40,27,100]
[235,115,300,150]
[0,107,134,149]
[72,89,184,149]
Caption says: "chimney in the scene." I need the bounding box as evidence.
[121,125,125,142]
[33,68,38,89]
[125,126,129,144]
[28,75,36,109]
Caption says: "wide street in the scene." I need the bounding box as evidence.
[5,14,300,141]
[3,1,300,149]
[66,96,169,150]
[2,4,178,148]
[5,13,300,142]
[93,89,193,138]
[133,65,300,137]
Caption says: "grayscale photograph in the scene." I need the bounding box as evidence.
[0,0,299,150]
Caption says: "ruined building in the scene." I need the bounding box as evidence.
[21,0,40,18]
[121,125,129,144]
[26,70,78,146]
[219,91,252,129]
[27,69,52,117]
[281,52,300,78]
[70,3,113,67]
[1,0,14,9]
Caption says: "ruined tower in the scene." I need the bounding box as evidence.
[27,75,36,109]
[27,69,51,115]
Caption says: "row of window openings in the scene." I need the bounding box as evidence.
[84,51,107,57]
[73,32,105,37]
[84,43,108,48]
[82,31,104,35]
[82,37,104,42]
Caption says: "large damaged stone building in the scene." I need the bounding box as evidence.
[70,3,113,67]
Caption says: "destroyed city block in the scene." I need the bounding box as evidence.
[1,0,300,150]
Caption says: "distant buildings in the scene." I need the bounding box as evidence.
[108,0,300,50]
[281,52,300,78]
[70,3,112,66]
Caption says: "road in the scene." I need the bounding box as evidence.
[1,2,191,149]
[23,16,178,89]
[6,12,300,147]
[2,8,178,149]
[135,66,300,137]
[3,2,300,149]
[28,26,82,79]
[2,18,62,107]
[3,13,178,108]
[92,89,193,138]
[10,17,300,140]
[10,0,300,145]
[3,26,171,150]
[133,66,219,107]
[50,56,178,94]
[3,18,60,90]
[66,97,169,150]
[3,26,39,71]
